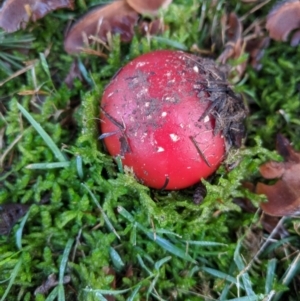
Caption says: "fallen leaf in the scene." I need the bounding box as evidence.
[0,203,30,235]
[256,135,300,216]
[34,274,71,295]
[0,0,74,32]
[266,0,300,46]
[64,1,139,54]
[218,12,243,64]
[245,36,270,70]
[217,12,248,80]
[126,0,172,15]
[218,12,269,78]
[139,18,166,36]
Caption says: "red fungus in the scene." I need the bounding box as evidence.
[100,50,245,190]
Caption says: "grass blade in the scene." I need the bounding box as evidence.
[202,267,245,290]
[273,253,300,301]
[137,254,153,276]
[184,240,227,247]
[15,206,31,250]
[118,206,196,263]
[17,102,67,162]
[225,296,260,301]
[84,288,131,295]
[0,257,22,301]
[39,53,53,86]
[82,183,120,240]
[109,247,125,271]
[265,259,277,294]
[26,162,71,169]
[154,256,171,270]
[45,286,59,301]
[127,284,142,301]
[150,36,188,50]
[58,238,74,301]
[234,239,255,296]
[76,155,84,179]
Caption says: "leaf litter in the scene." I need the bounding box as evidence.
[266,0,300,46]
[257,134,300,216]
[0,0,74,32]
[1,0,300,299]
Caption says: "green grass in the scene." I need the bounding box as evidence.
[1,0,300,300]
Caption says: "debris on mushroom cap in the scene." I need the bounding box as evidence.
[256,135,300,216]
[0,0,74,32]
[64,1,139,54]
[266,0,300,46]
[126,0,173,15]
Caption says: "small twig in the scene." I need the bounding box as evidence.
[100,106,124,130]
[0,59,39,87]
[160,176,170,190]
[240,0,271,22]
[189,136,211,168]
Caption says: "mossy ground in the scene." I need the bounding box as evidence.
[1,1,300,300]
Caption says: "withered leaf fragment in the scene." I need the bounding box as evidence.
[64,1,139,54]
[34,274,71,295]
[218,12,269,77]
[126,0,172,15]
[0,0,74,32]
[245,36,270,70]
[266,0,300,46]
[218,12,243,65]
[257,135,300,216]
[0,203,30,235]
[139,19,166,36]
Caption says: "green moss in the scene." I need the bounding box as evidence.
[1,0,300,300]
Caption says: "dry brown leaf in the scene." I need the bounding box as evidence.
[256,135,300,216]
[245,36,269,70]
[218,12,270,79]
[0,203,30,235]
[218,12,243,64]
[0,0,74,32]
[126,0,172,15]
[64,1,139,54]
[266,0,300,46]
[34,274,70,295]
[217,12,249,79]
[139,18,166,36]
